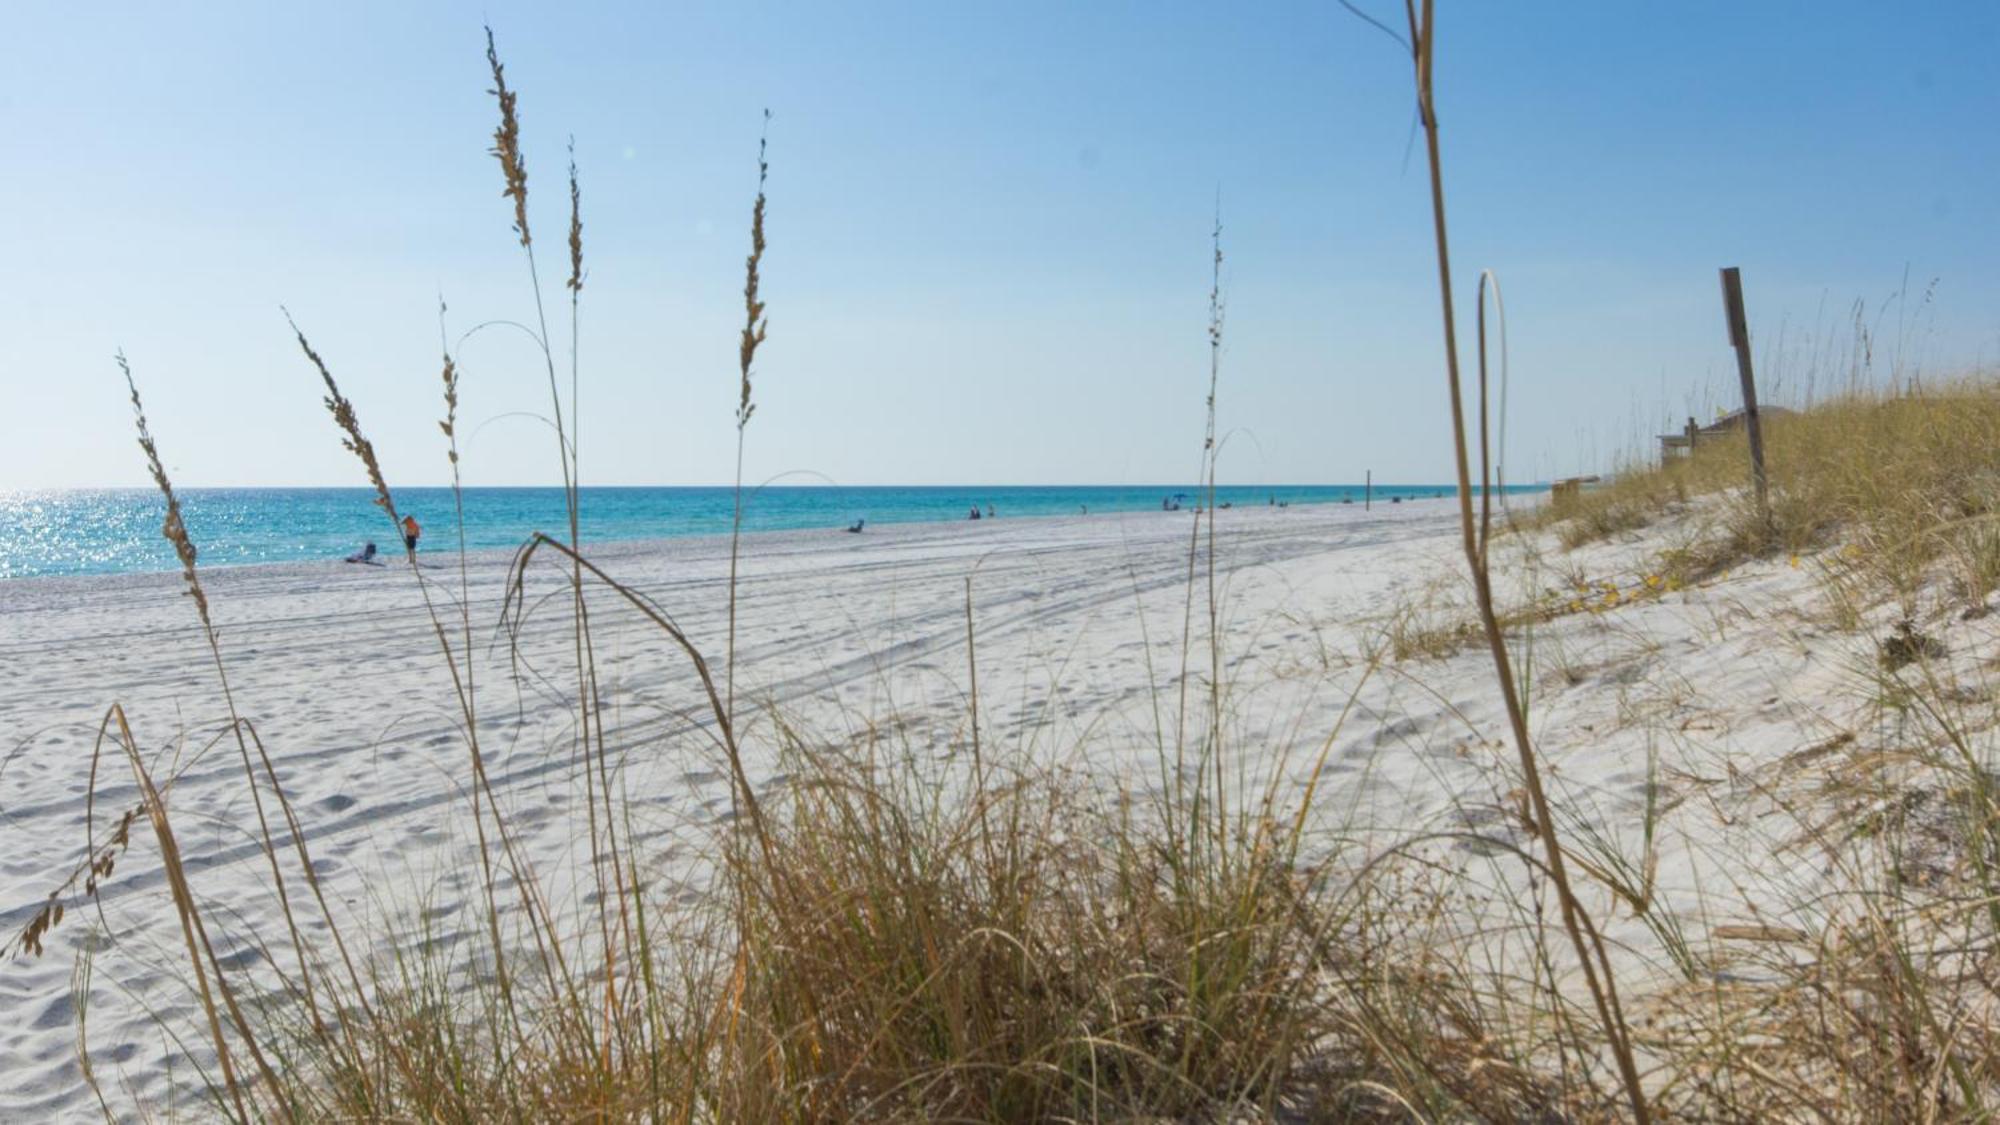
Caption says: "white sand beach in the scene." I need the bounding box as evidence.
[3,496,1988,1117]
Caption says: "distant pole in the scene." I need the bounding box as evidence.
[1365,470,1372,511]
[1684,416,1698,456]
[1718,267,1770,525]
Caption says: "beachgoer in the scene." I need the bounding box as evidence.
[969,506,980,520]
[344,541,378,564]
[847,519,865,533]
[985,504,995,519]
[402,514,422,553]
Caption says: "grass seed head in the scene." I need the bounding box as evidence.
[285,310,397,521]
[566,139,583,293]
[736,110,770,430]
[119,352,210,627]
[485,26,531,248]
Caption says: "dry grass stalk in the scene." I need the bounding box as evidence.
[1203,211,1226,809]
[506,534,776,862]
[119,352,377,1059]
[1399,2,1650,1119]
[725,109,771,724]
[5,703,144,962]
[471,34,621,1045]
[105,707,256,1123]
[1171,212,1227,845]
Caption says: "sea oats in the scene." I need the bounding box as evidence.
[736,110,770,431]
[485,26,530,248]
[119,352,209,627]
[285,310,397,522]
[567,139,583,294]
[439,313,460,469]
[725,111,772,724]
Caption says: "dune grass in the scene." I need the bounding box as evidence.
[11,13,2000,1124]
[1543,376,2000,611]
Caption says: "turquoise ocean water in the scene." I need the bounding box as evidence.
[0,484,1543,579]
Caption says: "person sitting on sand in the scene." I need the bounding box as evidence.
[402,514,422,553]
[847,519,865,533]
[344,541,379,564]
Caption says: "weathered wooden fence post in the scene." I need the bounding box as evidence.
[1718,267,1771,526]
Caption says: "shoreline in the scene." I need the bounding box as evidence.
[0,488,1500,589]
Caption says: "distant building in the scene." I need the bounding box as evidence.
[1549,475,1601,509]
[1658,406,1794,462]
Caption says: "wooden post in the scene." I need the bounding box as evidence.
[1684,416,1698,456]
[1718,267,1770,523]
[1365,469,1372,511]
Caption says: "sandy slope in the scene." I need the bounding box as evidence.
[5,496,1987,1117]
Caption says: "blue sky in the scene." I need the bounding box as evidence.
[3,2,1995,490]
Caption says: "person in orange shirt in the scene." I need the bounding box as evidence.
[402,514,422,553]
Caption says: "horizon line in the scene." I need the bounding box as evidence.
[7,480,1553,493]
